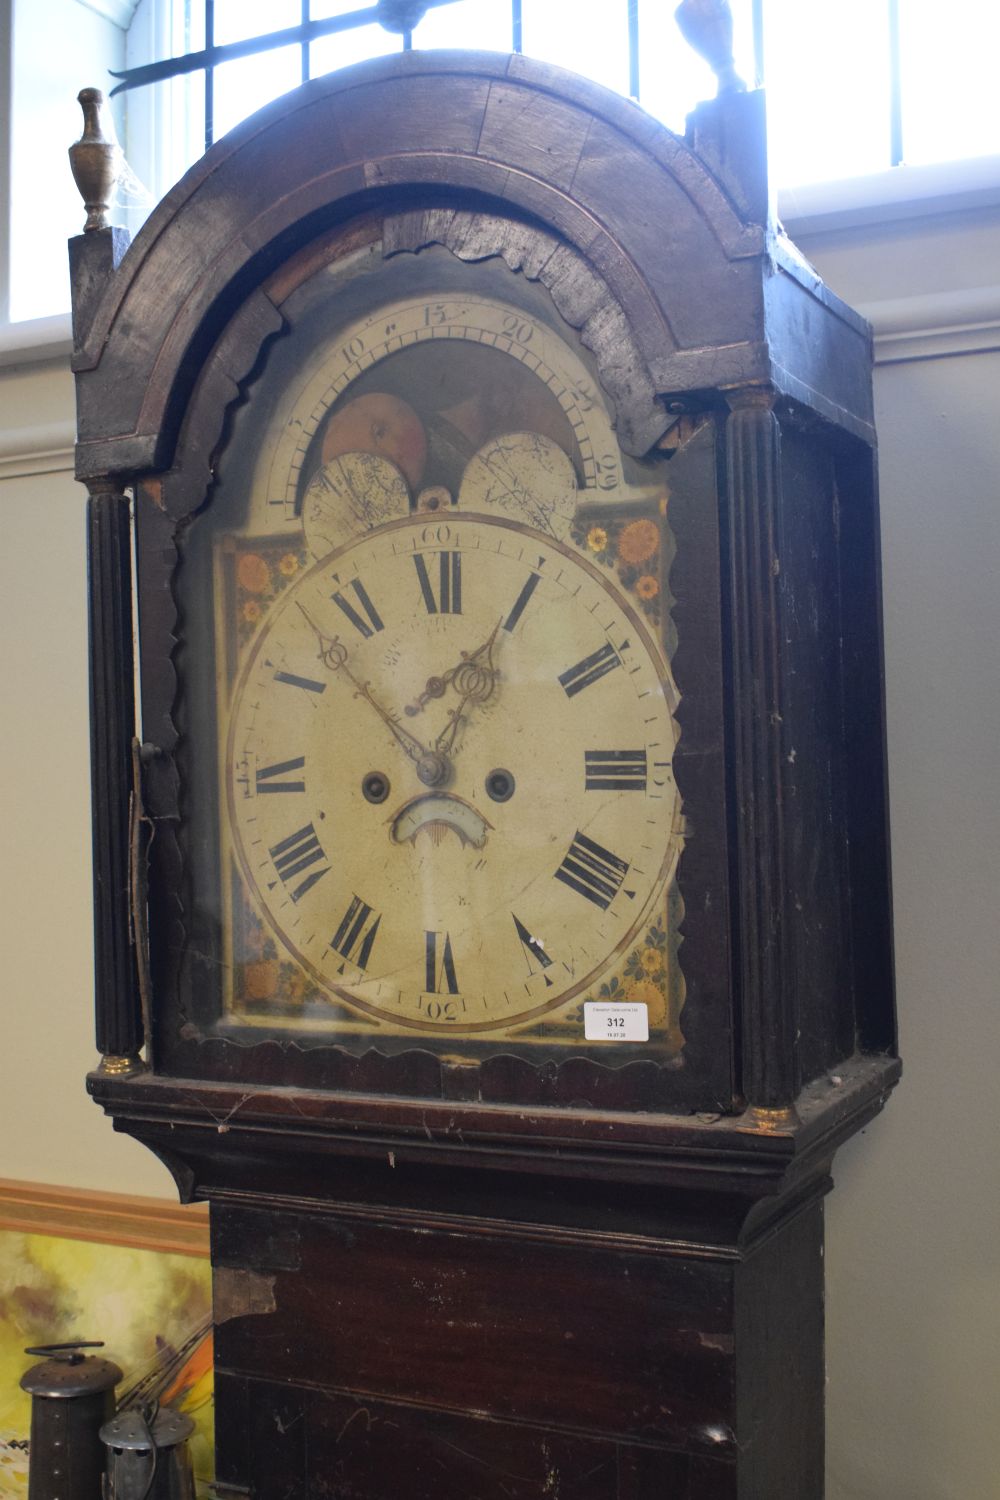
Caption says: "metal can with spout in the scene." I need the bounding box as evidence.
[20,1342,122,1500]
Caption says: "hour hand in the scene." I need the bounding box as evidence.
[433,619,502,757]
[405,619,502,722]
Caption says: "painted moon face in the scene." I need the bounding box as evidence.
[321,392,428,490]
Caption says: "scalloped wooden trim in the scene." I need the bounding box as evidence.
[382,207,669,457]
[0,1178,209,1258]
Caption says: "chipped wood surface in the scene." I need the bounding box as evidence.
[214,1267,277,1323]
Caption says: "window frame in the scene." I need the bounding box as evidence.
[2,0,1000,366]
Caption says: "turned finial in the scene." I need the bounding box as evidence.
[675,0,746,94]
[69,87,123,232]
[376,0,431,32]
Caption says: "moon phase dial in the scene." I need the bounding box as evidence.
[259,293,626,533]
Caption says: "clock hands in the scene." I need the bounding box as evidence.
[403,618,502,723]
[400,618,502,768]
[431,619,503,759]
[296,602,449,785]
[298,593,501,788]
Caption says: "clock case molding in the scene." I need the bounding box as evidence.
[73,50,899,1499]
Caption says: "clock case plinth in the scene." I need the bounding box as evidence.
[73,52,898,1499]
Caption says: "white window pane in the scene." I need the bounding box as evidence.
[764,0,892,186]
[123,0,204,218]
[127,68,206,213]
[638,0,757,136]
[521,0,631,98]
[214,0,302,47]
[186,1,206,51]
[165,73,207,186]
[310,6,403,76]
[213,45,302,139]
[899,0,1000,165]
[411,0,514,52]
[9,0,128,320]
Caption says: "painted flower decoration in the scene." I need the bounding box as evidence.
[279,552,299,577]
[626,978,667,1025]
[640,946,663,976]
[636,574,659,601]
[587,525,608,553]
[243,959,277,1001]
[284,966,308,1001]
[237,552,271,593]
[242,600,262,623]
[618,518,659,565]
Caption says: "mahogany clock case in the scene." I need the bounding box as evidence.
[72,53,899,1500]
[139,219,730,1115]
[74,54,896,1134]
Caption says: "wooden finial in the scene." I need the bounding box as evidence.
[375,0,431,32]
[675,0,746,94]
[68,87,123,232]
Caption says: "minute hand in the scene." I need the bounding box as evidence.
[354,676,431,766]
[296,603,429,767]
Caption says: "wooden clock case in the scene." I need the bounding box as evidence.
[73,51,899,1499]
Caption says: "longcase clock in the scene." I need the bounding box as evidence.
[70,21,898,1499]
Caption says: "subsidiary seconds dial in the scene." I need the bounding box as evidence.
[226,514,678,1032]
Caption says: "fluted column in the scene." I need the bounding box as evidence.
[87,481,143,1072]
[725,394,797,1115]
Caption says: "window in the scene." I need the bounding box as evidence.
[4,0,127,325]
[115,0,1000,196]
[5,0,1000,331]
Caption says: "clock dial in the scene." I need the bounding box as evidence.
[225,513,678,1032]
[181,249,686,1055]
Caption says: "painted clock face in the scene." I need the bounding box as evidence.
[186,243,684,1053]
[226,512,676,1031]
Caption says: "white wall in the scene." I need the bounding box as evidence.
[0,103,998,1500]
[795,211,1000,1500]
[0,358,170,1195]
[8,0,125,320]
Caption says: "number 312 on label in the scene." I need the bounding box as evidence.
[583,1003,649,1043]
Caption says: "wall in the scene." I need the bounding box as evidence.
[0,167,997,1500]
[794,207,1000,1500]
[0,357,180,1197]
